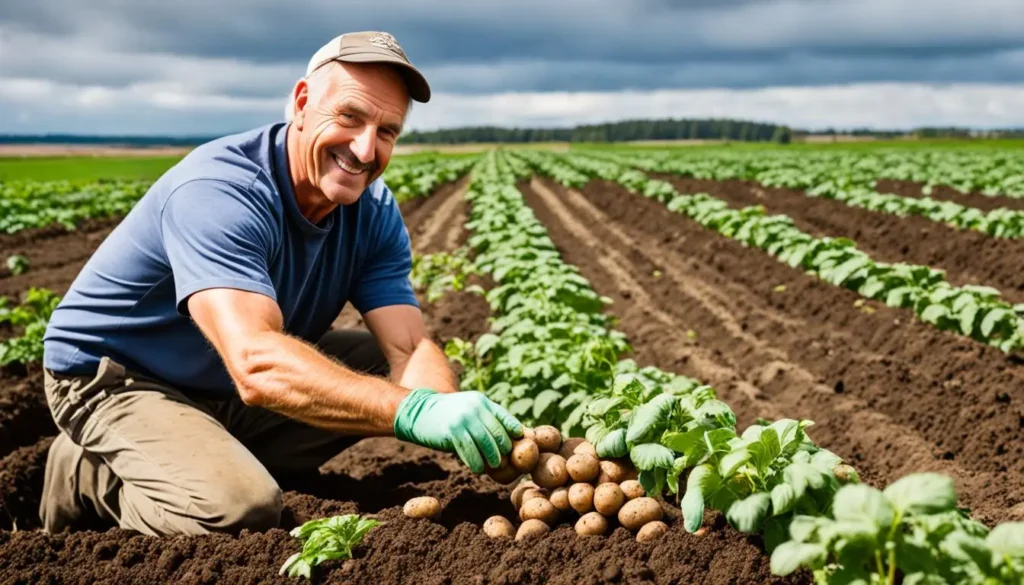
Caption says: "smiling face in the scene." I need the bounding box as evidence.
[289,61,410,210]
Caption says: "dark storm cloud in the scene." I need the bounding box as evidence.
[3,0,1024,94]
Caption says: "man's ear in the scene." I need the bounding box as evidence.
[292,80,310,130]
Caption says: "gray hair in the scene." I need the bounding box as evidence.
[282,62,414,125]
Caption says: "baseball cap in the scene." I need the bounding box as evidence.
[305,31,431,103]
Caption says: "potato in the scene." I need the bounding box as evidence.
[549,487,571,512]
[520,488,548,509]
[403,496,441,520]
[575,512,608,536]
[522,427,536,441]
[597,459,635,484]
[593,483,625,516]
[620,479,645,500]
[531,453,569,489]
[559,437,597,459]
[533,425,562,453]
[486,455,522,484]
[568,483,595,514]
[516,518,549,541]
[510,439,540,474]
[833,464,860,484]
[483,516,515,539]
[618,497,663,530]
[636,520,668,542]
[520,497,559,525]
[511,481,539,509]
[566,453,600,483]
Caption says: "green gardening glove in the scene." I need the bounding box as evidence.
[393,388,523,473]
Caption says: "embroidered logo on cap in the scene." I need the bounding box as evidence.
[368,33,407,59]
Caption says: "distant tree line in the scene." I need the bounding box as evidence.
[399,118,792,144]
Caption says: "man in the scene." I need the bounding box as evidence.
[39,31,522,537]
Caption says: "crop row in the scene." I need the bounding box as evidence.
[514,149,1024,354]
[585,148,1024,240]
[467,150,1024,583]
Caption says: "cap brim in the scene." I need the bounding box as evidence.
[333,50,431,103]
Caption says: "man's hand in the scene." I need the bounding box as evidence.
[393,388,523,473]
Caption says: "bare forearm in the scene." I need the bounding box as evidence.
[232,331,409,435]
[396,338,459,394]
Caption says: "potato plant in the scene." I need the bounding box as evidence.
[0,287,61,367]
[518,151,1024,353]
[279,514,381,580]
[771,473,1024,584]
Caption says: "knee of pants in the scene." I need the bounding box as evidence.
[197,478,283,534]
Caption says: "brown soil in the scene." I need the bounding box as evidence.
[655,175,1024,303]
[520,178,1024,529]
[0,178,800,584]
[876,179,1024,212]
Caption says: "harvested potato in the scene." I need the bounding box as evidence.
[531,453,569,489]
[516,519,549,541]
[549,487,571,512]
[593,483,625,516]
[520,488,548,509]
[511,481,539,510]
[510,438,540,474]
[520,497,559,525]
[533,425,562,453]
[486,455,522,484]
[522,427,536,440]
[483,516,516,539]
[575,512,608,537]
[619,479,645,500]
[558,437,597,459]
[636,520,668,542]
[618,497,663,530]
[568,483,595,514]
[597,459,634,484]
[566,453,600,483]
[403,496,441,520]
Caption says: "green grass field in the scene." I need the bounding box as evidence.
[0,156,185,182]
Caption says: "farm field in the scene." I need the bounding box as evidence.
[1,144,1024,583]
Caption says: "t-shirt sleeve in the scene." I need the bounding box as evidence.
[348,185,419,314]
[160,179,279,316]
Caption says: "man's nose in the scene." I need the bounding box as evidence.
[350,127,377,165]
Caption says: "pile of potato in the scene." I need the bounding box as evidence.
[482,425,667,542]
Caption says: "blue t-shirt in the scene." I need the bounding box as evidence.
[43,122,418,398]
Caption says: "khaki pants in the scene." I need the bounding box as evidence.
[39,330,387,536]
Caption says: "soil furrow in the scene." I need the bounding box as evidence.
[877,179,1024,212]
[0,178,808,584]
[657,175,1024,303]
[523,177,1024,527]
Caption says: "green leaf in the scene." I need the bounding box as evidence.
[920,304,950,325]
[596,428,628,458]
[683,464,719,533]
[958,300,980,336]
[662,428,706,456]
[771,483,798,516]
[981,308,1014,337]
[986,521,1024,556]
[833,484,894,528]
[718,447,751,478]
[474,333,500,357]
[508,398,533,417]
[769,542,827,576]
[551,373,572,390]
[532,389,563,420]
[625,393,676,444]
[727,492,771,533]
[882,473,956,516]
[630,443,676,470]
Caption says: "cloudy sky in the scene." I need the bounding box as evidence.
[2,0,1024,135]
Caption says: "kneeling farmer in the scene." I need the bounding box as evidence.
[39,31,522,536]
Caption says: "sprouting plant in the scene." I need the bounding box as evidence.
[5,254,28,275]
[279,514,382,580]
